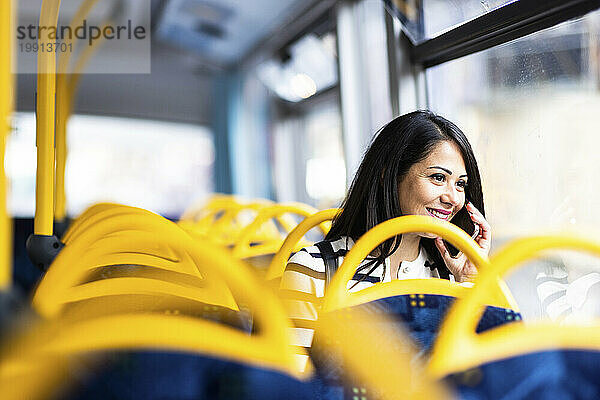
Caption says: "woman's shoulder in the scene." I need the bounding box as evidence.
[287,236,354,270]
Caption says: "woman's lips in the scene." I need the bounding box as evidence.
[426,208,452,220]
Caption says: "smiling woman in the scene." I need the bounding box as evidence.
[322,110,488,280]
[280,110,490,368]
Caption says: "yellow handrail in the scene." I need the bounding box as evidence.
[179,194,241,222]
[62,203,158,244]
[322,215,518,312]
[55,0,107,221]
[2,231,309,400]
[34,0,61,235]
[231,202,322,259]
[76,232,198,274]
[429,234,600,378]
[204,201,271,244]
[61,202,123,241]
[0,0,14,288]
[61,277,214,307]
[265,208,338,281]
[33,213,237,317]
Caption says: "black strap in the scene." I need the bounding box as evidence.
[426,260,451,280]
[315,241,339,289]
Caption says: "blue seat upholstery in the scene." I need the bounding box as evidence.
[446,350,600,400]
[312,294,521,400]
[68,351,322,400]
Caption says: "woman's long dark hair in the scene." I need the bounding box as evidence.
[325,110,485,280]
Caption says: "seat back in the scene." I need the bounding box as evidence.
[2,232,309,400]
[265,208,338,282]
[429,233,600,378]
[34,213,238,318]
[231,203,325,260]
[322,215,518,313]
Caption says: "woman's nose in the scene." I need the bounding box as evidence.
[440,185,461,206]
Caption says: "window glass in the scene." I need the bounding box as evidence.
[305,103,346,205]
[7,113,214,218]
[386,0,515,43]
[272,101,345,208]
[423,0,515,39]
[426,10,600,318]
[427,10,600,236]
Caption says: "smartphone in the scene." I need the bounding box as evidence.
[471,223,480,240]
[465,196,479,239]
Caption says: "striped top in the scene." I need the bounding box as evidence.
[279,236,447,370]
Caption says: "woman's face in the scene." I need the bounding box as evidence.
[398,140,467,236]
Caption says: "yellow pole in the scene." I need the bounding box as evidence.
[0,0,15,288]
[55,0,99,222]
[56,20,111,224]
[34,0,61,236]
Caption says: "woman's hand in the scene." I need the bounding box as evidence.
[434,202,491,283]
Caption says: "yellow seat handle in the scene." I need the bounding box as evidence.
[231,203,323,259]
[26,216,306,379]
[205,201,271,243]
[428,234,600,378]
[62,202,139,243]
[55,0,102,222]
[322,215,514,312]
[34,213,236,317]
[178,194,224,221]
[265,208,338,280]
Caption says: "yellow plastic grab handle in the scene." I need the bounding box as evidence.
[63,203,157,244]
[429,234,600,378]
[10,230,306,382]
[61,202,124,242]
[61,277,212,307]
[78,231,200,276]
[55,0,103,221]
[179,194,241,222]
[205,201,271,245]
[231,202,323,259]
[33,213,236,318]
[265,208,338,281]
[321,215,516,313]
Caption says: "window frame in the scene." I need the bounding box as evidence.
[403,0,600,68]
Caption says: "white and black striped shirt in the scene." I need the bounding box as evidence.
[279,236,445,370]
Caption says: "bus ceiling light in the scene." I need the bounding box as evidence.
[290,73,317,99]
[256,33,338,103]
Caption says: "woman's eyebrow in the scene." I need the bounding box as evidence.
[428,166,468,178]
[427,166,452,174]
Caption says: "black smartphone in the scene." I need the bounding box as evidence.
[465,196,479,239]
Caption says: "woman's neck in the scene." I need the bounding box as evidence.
[389,233,421,279]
